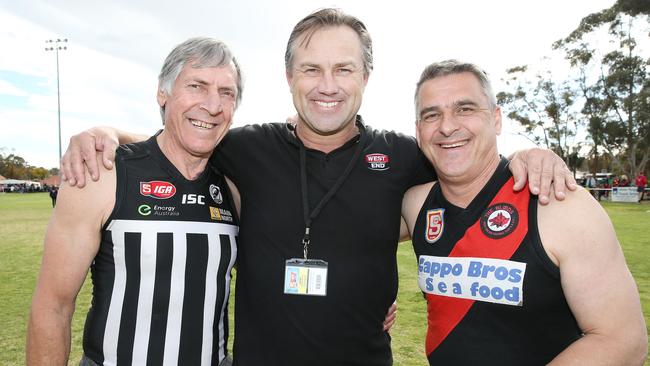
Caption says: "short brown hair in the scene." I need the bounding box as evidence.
[284,8,373,76]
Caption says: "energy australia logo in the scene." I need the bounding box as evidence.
[137,203,179,217]
[138,204,151,216]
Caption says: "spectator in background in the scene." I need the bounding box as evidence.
[636,172,647,203]
[48,186,58,207]
[602,179,611,200]
[586,175,597,198]
[620,175,630,187]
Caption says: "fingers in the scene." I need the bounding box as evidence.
[383,302,398,332]
[536,153,555,205]
[95,136,117,172]
[102,148,115,170]
[510,148,579,204]
[551,159,578,201]
[61,141,83,187]
[61,132,99,187]
[509,151,527,191]
[84,145,99,181]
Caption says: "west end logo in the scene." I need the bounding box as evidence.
[480,203,518,239]
[365,153,390,171]
[140,181,176,199]
[425,208,444,243]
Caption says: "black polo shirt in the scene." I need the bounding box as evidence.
[211,116,434,366]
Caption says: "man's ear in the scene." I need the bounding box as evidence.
[493,106,503,135]
[157,88,167,108]
[286,69,294,91]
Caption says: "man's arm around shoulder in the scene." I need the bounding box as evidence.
[27,159,116,365]
[539,188,647,365]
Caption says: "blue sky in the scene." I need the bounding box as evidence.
[0,0,617,169]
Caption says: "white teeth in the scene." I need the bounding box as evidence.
[189,119,214,129]
[440,141,468,148]
[315,101,338,108]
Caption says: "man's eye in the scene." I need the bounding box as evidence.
[423,113,441,122]
[457,107,476,115]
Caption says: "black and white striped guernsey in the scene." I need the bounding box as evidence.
[82,135,238,365]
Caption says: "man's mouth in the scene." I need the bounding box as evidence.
[314,101,339,108]
[439,140,468,149]
[189,118,216,129]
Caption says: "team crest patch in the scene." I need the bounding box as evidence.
[139,181,176,199]
[209,184,223,204]
[480,203,518,239]
[425,208,444,243]
[365,153,390,171]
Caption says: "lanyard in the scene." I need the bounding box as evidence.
[298,127,367,259]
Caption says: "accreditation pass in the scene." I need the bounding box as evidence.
[284,258,328,296]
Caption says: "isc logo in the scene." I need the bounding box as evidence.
[140,181,176,199]
[182,194,205,205]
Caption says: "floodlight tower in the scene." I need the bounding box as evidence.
[45,38,68,162]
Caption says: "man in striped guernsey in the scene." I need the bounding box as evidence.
[27,37,242,366]
[401,60,647,365]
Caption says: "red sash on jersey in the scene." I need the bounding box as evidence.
[425,177,530,355]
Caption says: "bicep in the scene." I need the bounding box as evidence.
[540,191,643,335]
[35,169,115,304]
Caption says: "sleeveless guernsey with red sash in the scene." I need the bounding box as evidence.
[412,158,581,365]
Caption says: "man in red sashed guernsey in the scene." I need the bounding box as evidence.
[636,172,647,203]
[401,60,647,365]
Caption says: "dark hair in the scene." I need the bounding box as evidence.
[285,8,373,76]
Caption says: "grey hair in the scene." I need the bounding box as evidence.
[285,8,373,76]
[414,59,496,119]
[158,37,243,121]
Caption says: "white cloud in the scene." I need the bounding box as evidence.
[0,79,28,96]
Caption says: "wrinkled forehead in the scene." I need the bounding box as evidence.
[178,61,238,83]
[418,73,487,109]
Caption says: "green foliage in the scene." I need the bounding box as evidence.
[0,152,57,180]
[554,5,650,177]
[498,65,580,163]
[1,194,648,365]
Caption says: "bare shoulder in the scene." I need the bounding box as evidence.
[538,186,617,263]
[55,156,116,227]
[402,181,437,235]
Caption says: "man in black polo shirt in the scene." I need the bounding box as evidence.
[60,9,576,366]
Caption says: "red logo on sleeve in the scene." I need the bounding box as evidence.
[140,181,176,199]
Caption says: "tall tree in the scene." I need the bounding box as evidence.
[497,65,580,164]
[554,2,650,177]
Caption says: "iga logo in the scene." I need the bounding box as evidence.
[140,181,176,199]
[365,153,390,171]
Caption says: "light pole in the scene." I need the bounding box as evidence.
[45,38,67,162]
